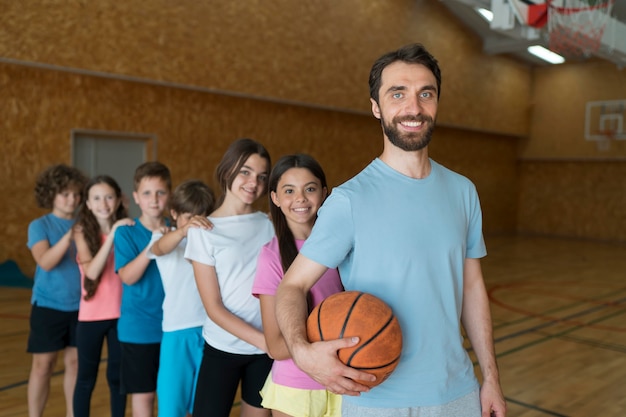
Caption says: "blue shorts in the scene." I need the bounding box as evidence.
[157,327,204,417]
[27,304,78,353]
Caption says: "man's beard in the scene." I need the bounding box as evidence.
[382,115,435,152]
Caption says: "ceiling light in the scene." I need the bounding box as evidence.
[476,8,494,22]
[527,45,565,64]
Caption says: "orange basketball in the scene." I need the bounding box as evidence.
[306,291,403,388]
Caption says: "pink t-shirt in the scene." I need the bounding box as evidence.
[252,236,343,390]
[77,235,123,322]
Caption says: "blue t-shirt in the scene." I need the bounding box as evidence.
[114,218,165,344]
[301,158,486,408]
[27,213,81,311]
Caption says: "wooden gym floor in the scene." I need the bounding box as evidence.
[1,235,624,416]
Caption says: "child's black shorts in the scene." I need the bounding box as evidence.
[27,304,78,353]
[120,341,160,394]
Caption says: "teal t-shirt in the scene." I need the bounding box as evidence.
[27,213,81,311]
[114,218,165,344]
[301,158,485,408]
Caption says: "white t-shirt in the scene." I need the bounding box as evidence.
[147,230,206,332]
[184,212,274,354]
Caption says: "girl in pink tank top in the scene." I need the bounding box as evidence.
[73,175,133,417]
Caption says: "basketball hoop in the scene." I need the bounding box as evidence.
[595,129,616,151]
[547,0,615,59]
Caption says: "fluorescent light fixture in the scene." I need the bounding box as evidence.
[476,8,494,22]
[527,45,565,64]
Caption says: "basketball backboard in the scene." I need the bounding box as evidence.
[585,99,626,142]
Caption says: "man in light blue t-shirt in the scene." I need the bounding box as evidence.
[275,44,507,417]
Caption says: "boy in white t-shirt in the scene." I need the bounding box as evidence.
[147,179,215,417]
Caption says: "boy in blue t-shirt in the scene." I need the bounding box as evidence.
[26,164,87,417]
[114,161,171,417]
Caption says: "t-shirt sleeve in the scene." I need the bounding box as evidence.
[184,227,215,266]
[465,183,487,259]
[27,218,47,249]
[251,242,283,298]
[114,225,138,272]
[145,232,164,260]
[301,190,354,269]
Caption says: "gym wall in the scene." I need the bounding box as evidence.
[1,0,577,275]
[518,61,626,240]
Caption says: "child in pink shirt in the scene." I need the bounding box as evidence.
[252,154,344,417]
[73,175,133,417]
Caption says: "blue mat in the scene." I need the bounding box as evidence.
[0,260,33,288]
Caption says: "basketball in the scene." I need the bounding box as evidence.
[306,291,403,388]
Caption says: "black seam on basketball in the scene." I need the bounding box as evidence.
[345,313,395,366]
[351,354,401,371]
[339,292,364,339]
[316,298,327,341]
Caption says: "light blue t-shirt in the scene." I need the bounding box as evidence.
[27,213,81,311]
[114,218,165,344]
[301,158,486,408]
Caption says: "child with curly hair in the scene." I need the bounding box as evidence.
[26,163,88,417]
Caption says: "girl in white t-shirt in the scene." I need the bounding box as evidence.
[252,154,344,417]
[184,138,274,417]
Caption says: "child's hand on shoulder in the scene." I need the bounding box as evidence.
[66,226,77,241]
[181,216,213,236]
[112,218,135,234]
[157,225,172,235]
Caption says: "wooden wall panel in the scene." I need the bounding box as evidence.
[517,60,626,241]
[1,61,520,275]
[0,0,421,111]
[430,128,520,235]
[0,62,371,274]
[518,160,626,241]
[0,0,531,135]
[1,0,532,273]
[521,61,626,159]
